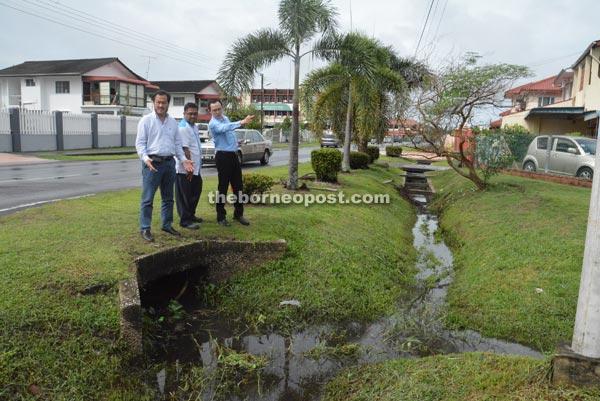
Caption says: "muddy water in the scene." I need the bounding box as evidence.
[144,211,541,400]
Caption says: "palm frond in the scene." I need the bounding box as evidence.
[217,29,290,98]
[278,0,339,45]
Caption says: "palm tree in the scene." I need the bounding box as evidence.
[217,0,338,190]
[302,33,428,171]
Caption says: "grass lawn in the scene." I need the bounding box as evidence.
[321,169,598,401]
[0,162,417,400]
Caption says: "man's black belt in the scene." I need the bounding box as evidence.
[216,151,236,154]
[149,155,173,162]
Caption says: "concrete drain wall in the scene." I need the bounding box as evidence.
[119,239,287,353]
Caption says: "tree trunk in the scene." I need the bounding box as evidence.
[358,138,369,153]
[445,155,487,190]
[287,52,301,190]
[342,87,353,172]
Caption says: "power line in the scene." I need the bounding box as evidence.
[0,0,220,72]
[414,0,437,58]
[29,0,221,65]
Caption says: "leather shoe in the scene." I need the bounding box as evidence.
[233,216,250,226]
[217,219,232,227]
[161,226,182,236]
[192,216,203,223]
[180,223,200,230]
[141,229,154,242]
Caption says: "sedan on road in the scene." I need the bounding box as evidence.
[202,129,273,165]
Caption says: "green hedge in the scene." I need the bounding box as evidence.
[385,146,403,157]
[366,146,380,163]
[311,149,342,182]
[242,172,275,195]
[349,151,370,169]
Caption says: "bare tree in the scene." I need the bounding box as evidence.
[406,53,532,190]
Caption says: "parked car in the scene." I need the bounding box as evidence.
[196,122,210,142]
[522,135,596,179]
[320,133,339,148]
[201,129,273,166]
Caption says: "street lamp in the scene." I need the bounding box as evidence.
[259,73,271,135]
[260,73,264,135]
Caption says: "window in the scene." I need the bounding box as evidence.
[556,138,577,154]
[199,99,209,108]
[25,79,35,87]
[537,137,548,150]
[537,96,555,107]
[173,97,185,106]
[56,81,70,94]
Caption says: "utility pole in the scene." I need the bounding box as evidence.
[572,120,600,358]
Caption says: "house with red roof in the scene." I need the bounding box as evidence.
[499,40,600,137]
[0,58,158,116]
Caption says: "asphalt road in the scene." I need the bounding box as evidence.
[0,146,317,216]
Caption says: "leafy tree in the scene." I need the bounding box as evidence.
[217,0,339,189]
[302,32,427,171]
[227,105,261,130]
[408,53,532,190]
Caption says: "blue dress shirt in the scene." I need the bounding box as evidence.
[209,115,241,152]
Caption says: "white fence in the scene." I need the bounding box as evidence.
[19,110,56,136]
[0,109,10,136]
[63,113,92,136]
[98,114,121,136]
[126,116,141,136]
[0,108,143,152]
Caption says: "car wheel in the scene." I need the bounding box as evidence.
[523,161,536,172]
[577,167,593,180]
[260,150,270,165]
[237,151,243,166]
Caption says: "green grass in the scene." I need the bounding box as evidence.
[323,353,600,401]
[429,170,590,353]
[30,147,137,161]
[0,162,417,399]
[271,140,319,149]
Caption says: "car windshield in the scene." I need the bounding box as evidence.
[575,138,597,155]
[197,123,208,130]
[235,131,245,141]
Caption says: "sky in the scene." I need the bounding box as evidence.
[0,0,598,123]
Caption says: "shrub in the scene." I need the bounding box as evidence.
[349,151,370,169]
[242,172,274,196]
[311,149,342,182]
[385,146,403,157]
[366,146,380,163]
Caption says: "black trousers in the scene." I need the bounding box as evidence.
[215,151,244,220]
[175,173,203,226]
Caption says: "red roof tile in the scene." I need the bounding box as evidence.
[505,75,562,97]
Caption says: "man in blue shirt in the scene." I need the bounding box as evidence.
[135,90,194,242]
[175,103,203,230]
[208,99,254,226]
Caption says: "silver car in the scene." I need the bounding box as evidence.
[201,129,273,166]
[522,135,596,179]
[320,133,339,148]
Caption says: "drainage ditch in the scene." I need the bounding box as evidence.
[136,168,541,400]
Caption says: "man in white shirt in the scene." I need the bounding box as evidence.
[176,103,203,230]
[135,90,193,242]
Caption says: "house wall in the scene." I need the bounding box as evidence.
[85,61,142,80]
[168,93,196,120]
[572,48,600,111]
[502,111,588,135]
